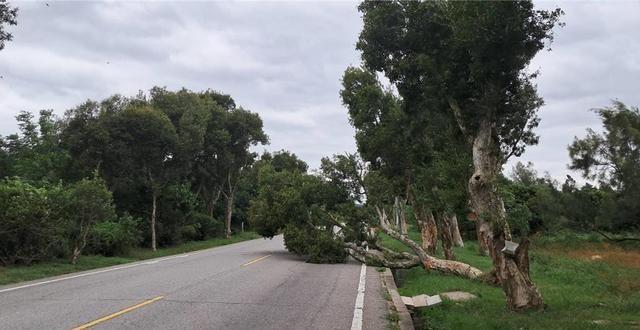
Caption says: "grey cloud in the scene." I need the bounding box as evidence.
[1,1,637,178]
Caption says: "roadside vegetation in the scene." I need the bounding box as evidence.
[391,235,640,329]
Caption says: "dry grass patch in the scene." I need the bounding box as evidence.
[540,242,640,269]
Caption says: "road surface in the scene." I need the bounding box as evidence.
[0,236,388,329]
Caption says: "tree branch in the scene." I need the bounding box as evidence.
[448,98,473,144]
[595,229,640,242]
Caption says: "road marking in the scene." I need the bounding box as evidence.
[241,254,271,267]
[351,263,367,330]
[0,254,191,294]
[72,296,164,330]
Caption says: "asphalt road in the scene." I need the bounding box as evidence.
[0,236,388,330]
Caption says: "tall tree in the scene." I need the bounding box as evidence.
[218,108,268,238]
[356,0,563,310]
[104,105,177,251]
[193,91,234,218]
[569,101,640,230]
[340,67,442,252]
[2,110,68,182]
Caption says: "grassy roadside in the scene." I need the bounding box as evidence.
[380,233,640,329]
[0,232,260,286]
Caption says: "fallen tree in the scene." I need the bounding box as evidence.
[337,204,483,280]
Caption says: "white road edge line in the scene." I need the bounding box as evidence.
[0,253,191,294]
[351,263,367,330]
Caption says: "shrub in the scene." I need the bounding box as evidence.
[0,178,68,265]
[86,214,141,256]
[157,183,199,245]
[191,212,223,239]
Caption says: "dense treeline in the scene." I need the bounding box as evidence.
[502,102,640,236]
[0,88,270,265]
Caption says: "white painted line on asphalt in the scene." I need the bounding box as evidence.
[0,253,191,294]
[351,263,367,330]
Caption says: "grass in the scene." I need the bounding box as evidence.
[380,233,640,329]
[0,232,260,286]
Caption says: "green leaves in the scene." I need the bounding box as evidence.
[0,0,18,51]
[569,101,640,230]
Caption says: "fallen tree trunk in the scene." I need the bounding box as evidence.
[330,205,483,280]
[346,243,420,269]
[375,206,483,279]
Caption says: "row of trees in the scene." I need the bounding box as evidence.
[0,88,269,264]
[250,0,563,312]
[251,0,639,313]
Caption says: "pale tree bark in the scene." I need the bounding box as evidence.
[475,219,490,256]
[376,206,483,279]
[222,172,237,239]
[224,189,234,239]
[450,214,464,247]
[439,214,455,260]
[394,197,408,236]
[151,189,158,251]
[468,117,543,311]
[333,205,483,280]
[413,203,438,254]
[70,221,91,265]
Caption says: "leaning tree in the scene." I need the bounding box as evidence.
[355,0,563,310]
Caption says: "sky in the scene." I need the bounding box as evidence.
[1,1,639,184]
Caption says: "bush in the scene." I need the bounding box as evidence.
[157,183,199,245]
[0,178,68,265]
[86,214,141,256]
[191,212,223,239]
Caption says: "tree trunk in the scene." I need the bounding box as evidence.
[476,219,490,256]
[151,189,157,251]
[205,186,222,218]
[225,189,234,239]
[412,203,437,254]
[450,214,464,247]
[70,225,90,265]
[393,197,408,236]
[440,214,455,260]
[468,117,543,311]
[70,246,82,265]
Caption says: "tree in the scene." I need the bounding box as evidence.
[356,0,563,310]
[68,175,116,264]
[218,108,268,239]
[2,110,68,182]
[104,105,178,251]
[569,101,640,230]
[340,67,441,253]
[0,0,17,51]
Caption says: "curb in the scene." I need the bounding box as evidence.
[380,268,414,330]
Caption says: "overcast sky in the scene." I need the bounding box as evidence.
[1,1,639,183]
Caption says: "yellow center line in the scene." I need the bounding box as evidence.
[241,254,272,267]
[72,296,164,330]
